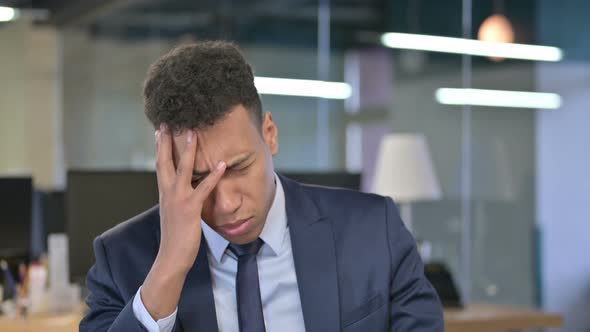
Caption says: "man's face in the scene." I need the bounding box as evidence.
[172,105,279,244]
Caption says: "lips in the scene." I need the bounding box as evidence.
[219,217,254,237]
[222,218,249,229]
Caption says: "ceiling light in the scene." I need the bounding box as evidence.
[0,6,19,22]
[254,77,352,99]
[381,32,563,62]
[435,88,561,109]
[478,14,515,61]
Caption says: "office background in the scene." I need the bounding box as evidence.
[0,0,588,331]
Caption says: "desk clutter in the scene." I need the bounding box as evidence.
[0,235,563,332]
[0,234,80,319]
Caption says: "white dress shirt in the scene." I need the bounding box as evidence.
[133,174,306,332]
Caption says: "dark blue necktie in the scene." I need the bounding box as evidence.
[228,238,266,332]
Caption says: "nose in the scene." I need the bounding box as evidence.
[212,178,241,217]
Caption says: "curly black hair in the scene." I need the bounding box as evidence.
[143,41,263,133]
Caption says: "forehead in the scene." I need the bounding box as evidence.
[171,106,261,164]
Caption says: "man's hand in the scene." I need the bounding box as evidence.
[141,124,226,320]
[155,124,225,272]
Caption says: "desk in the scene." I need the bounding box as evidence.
[445,303,563,332]
[0,312,81,332]
[0,303,562,332]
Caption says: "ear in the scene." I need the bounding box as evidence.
[262,112,279,156]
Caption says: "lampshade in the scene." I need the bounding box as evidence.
[372,133,441,203]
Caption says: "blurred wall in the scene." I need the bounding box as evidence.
[0,19,29,175]
[61,31,347,172]
[62,28,165,171]
[0,16,64,190]
[537,0,590,330]
[537,62,590,331]
[394,62,537,306]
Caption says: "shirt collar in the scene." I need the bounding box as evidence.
[201,173,287,263]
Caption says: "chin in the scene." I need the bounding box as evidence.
[225,232,259,245]
[215,221,264,244]
[225,221,264,245]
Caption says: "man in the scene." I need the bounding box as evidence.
[80,41,443,332]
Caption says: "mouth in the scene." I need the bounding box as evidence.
[218,217,254,237]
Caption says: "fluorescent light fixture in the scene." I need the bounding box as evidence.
[435,88,561,109]
[254,76,352,99]
[0,6,19,22]
[381,32,563,62]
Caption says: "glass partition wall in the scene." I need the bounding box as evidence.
[58,0,547,307]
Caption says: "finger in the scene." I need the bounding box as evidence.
[176,129,197,187]
[155,124,175,189]
[192,161,226,203]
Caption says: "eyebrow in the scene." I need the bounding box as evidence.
[192,153,254,178]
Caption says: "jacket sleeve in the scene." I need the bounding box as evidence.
[79,235,152,332]
[384,197,445,331]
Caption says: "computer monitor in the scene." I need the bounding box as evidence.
[66,170,158,284]
[279,171,361,191]
[66,170,361,283]
[0,177,33,259]
[424,262,463,308]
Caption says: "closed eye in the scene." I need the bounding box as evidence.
[191,163,251,184]
[227,163,251,174]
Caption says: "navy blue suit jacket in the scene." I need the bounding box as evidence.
[80,174,443,331]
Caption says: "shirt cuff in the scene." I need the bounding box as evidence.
[132,286,177,332]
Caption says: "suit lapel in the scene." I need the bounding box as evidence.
[176,236,219,331]
[280,175,341,332]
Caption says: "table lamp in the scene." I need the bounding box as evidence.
[372,133,441,232]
